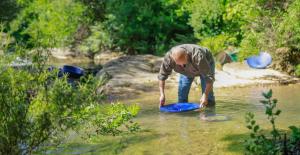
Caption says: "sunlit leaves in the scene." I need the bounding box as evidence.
[10,0,87,48]
[244,89,300,154]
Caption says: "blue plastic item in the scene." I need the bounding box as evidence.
[62,65,84,78]
[160,102,201,113]
[246,52,272,69]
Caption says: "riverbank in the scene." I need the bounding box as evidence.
[93,53,299,100]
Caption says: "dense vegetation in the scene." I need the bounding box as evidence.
[1,0,299,75]
[0,30,139,154]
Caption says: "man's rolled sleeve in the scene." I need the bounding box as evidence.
[196,48,215,83]
[158,54,173,81]
[205,72,215,83]
[204,49,215,83]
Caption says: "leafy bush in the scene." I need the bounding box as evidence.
[273,0,300,75]
[0,0,21,23]
[200,33,237,56]
[84,103,140,137]
[277,0,300,51]
[0,34,139,154]
[188,0,225,39]
[238,32,262,60]
[78,22,113,54]
[187,0,242,56]
[0,58,139,154]
[9,0,87,48]
[2,0,299,75]
[296,64,300,77]
[79,0,107,22]
[104,0,194,55]
[245,89,300,154]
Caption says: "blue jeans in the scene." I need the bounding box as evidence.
[178,63,215,106]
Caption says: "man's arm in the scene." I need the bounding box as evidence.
[157,53,174,107]
[200,81,213,106]
[198,48,215,106]
[159,80,165,106]
[204,81,213,97]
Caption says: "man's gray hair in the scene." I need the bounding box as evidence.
[171,46,187,61]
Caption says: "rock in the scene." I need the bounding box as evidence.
[96,54,177,99]
[97,55,300,99]
[222,62,290,79]
[212,62,299,88]
[8,57,32,68]
[49,48,91,63]
[94,51,124,65]
[272,47,300,75]
[50,48,75,60]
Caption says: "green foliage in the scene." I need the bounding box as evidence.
[296,64,300,77]
[224,0,299,63]
[200,33,237,55]
[104,0,194,55]
[0,34,139,154]
[187,0,243,56]
[245,89,282,154]
[288,126,300,152]
[238,32,262,60]
[260,90,281,139]
[224,0,276,60]
[9,0,87,48]
[78,22,113,54]
[85,103,140,137]
[2,0,299,74]
[188,0,225,39]
[0,62,88,154]
[277,0,300,50]
[0,58,140,154]
[188,0,299,64]
[223,0,261,31]
[0,0,21,23]
[244,89,300,154]
[79,0,107,21]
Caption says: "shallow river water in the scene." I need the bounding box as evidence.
[43,83,300,155]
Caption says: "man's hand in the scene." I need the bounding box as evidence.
[200,81,213,107]
[159,94,165,107]
[200,93,208,107]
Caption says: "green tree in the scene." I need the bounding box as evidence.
[0,0,21,23]
[188,0,240,55]
[104,0,194,55]
[188,0,225,39]
[277,0,300,51]
[9,0,87,48]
